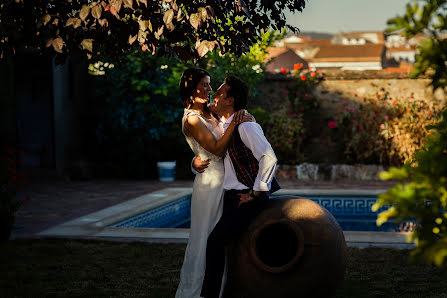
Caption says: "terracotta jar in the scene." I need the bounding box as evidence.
[224,197,347,298]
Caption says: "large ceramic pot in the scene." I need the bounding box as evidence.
[224,197,347,298]
[0,211,14,242]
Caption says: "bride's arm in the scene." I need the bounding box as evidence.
[184,114,239,157]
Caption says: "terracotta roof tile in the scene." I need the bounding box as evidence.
[266,49,308,73]
[311,44,384,62]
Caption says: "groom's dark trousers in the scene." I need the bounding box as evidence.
[200,188,267,298]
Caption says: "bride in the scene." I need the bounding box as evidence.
[175,68,251,298]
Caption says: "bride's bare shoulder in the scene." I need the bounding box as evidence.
[185,114,201,127]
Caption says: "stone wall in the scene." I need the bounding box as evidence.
[254,71,446,164]
[257,70,445,113]
[275,163,386,181]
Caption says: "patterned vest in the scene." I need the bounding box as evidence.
[228,125,280,195]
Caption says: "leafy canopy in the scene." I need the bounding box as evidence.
[376,0,447,267]
[387,0,447,91]
[0,0,306,63]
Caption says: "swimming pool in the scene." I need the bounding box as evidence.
[112,193,415,233]
[37,188,414,248]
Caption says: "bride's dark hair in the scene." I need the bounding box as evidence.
[179,68,211,108]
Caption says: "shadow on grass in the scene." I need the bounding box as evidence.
[1,239,446,297]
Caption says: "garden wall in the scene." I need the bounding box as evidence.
[254,71,446,166]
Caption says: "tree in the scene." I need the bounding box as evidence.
[374,0,447,266]
[387,0,447,91]
[0,0,306,63]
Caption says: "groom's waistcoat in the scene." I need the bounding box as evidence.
[228,125,280,195]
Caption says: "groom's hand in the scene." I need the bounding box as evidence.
[238,192,255,207]
[192,156,210,173]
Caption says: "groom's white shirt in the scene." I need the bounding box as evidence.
[219,114,277,192]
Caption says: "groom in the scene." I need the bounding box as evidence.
[193,75,280,298]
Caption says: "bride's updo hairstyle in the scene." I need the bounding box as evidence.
[179,68,211,108]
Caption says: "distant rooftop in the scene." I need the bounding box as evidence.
[311,44,384,62]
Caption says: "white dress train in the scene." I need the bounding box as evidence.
[175,110,226,298]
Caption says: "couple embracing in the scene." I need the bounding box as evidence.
[176,68,280,298]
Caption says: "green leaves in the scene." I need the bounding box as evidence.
[387,0,447,92]
[0,0,306,62]
[374,105,447,267]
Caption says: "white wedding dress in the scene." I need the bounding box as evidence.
[176,109,226,298]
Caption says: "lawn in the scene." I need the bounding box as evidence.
[0,239,446,297]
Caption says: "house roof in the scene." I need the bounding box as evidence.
[307,39,333,46]
[386,46,416,52]
[310,44,384,62]
[266,47,289,60]
[335,31,385,43]
[266,49,308,73]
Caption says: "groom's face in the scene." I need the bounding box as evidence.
[211,83,231,115]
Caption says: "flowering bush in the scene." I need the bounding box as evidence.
[372,107,447,266]
[252,64,323,164]
[1,148,29,215]
[328,86,442,166]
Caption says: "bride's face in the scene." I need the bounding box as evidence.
[193,76,212,103]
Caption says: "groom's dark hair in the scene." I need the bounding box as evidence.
[224,75,248,111]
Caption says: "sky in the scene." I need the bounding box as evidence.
[285,0,410,34]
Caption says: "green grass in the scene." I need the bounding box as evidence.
[0,239,446,297]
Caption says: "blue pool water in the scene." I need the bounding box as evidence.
[112,194,415,232]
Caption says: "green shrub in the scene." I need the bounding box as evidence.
[372,107,447,266]
[252,65,323,164]
[329,86,442,166]
[93,49,188,178]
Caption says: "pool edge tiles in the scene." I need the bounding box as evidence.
[37,187,415,248]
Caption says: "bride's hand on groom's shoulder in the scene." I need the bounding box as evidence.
[193,156,210,173]
[234,109,256,125]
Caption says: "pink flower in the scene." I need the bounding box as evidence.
[380,124,385,129]
[310,72,316,77]
[328,121,337,129]
[350,108,355,113]
[384,115,389,120]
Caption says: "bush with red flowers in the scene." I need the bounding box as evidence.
[250,65,324,164]
[328,86,443,165]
